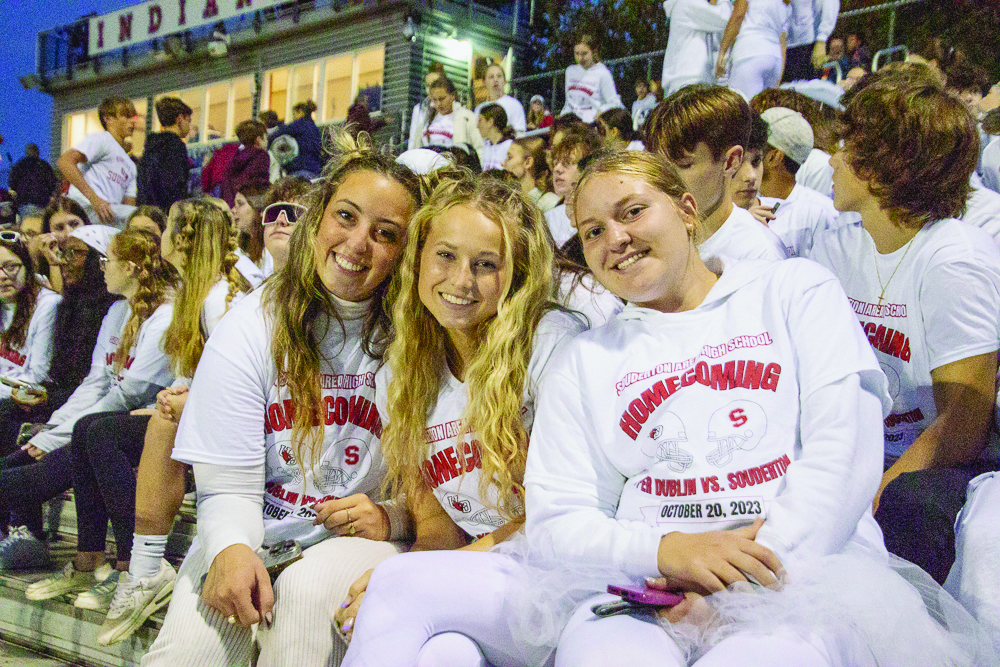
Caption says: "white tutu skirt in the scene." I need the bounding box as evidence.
[497,537,999,667]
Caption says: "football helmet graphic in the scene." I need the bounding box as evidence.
[879,362,900,401]
[318,461,358,489]
[470,508,507,528]
[641,412,693,473]
[446,494,472,514]
[706,401,767,467]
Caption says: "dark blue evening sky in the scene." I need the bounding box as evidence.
[1,1,131,182]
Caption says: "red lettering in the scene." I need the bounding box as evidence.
[900,338,911,362]
[620,414,641,440]
[97,20,105,48]
[884,330,905,358]
[148,5,162,33]
[345,445,359,465]
[348,396,370,426]
[628,398,650,424]
[422,460,440,488]
[730,408,747,428]
[639,477,652,493]
[334,396,348,425]
[203,0,219,19]
[323,396,335,426]
[742,361,763,389]
[655,478,666,496]
[710,361,740,390]
[237,0,253,7]
[178,0,187,24]
[119,13,134,42]
[268,403,286,431]
[681,367,697,387]
[640,381,670,413]
[443,446,462,477]
[695,361,711,386]
[761,363,781,391]
[362,403,381,435]
[432,451,453,484]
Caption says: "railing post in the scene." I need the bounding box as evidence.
[551,73,557,117]
[888,5,897,48]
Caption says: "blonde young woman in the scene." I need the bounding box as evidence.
[141,138,423,667]
[338,177,587,667]
[60,198,251,646]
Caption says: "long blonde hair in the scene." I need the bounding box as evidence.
[263,133,423,470]
[382,176,557,520]
[162,198,250,378]
[110,229,173,374]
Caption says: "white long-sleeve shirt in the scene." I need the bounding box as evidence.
[525,258,890,581]
[796,148,834,198]
[963,175,1000,246]
[981,137,1000,194]
[0,288,61,399]
[31,300,175,453]
[758,183,842,257]
[475,96,528,135]
[661,0,733,95]
[812,0,839,43]
[562,63,624,124]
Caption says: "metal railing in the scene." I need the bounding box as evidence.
[872,45,909,71]
[511,0,927,114]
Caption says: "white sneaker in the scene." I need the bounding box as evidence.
[98,559,176,645]
[75,568,121,610]
[0,526,48,571]
[25,561,112,600]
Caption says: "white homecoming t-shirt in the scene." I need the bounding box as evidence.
[698,205,789,263]
[557,271,624,329]
[67,131,138,206]
[374,311,584,539]
[808,218,1000,459]
[0,288,62,398]
[758,183,842,257]
[525,258,889,577]
[545,204,576,248]
[562,63,624,124]
[424,112,456,148]
[477,139,513,172]
[796,149,834,198]
[962,176,1000,246]
[173,290,388,549]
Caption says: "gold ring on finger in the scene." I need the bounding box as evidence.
[349,522,356,536]
[227,615,236,625]
[346,508,351,523]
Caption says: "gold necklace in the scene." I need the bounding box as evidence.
[872,237,916,305]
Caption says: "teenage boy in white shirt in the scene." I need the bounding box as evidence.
[645,84,788,263]
[57,97,138,226]
[756,106,840,256]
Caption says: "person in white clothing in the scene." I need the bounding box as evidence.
[260,178,313,274]
[338,177,587,667]
[545,127,602,248]
[409,64,447,151]
[140,138,423,667]
[660,0,732,95]
[718,0,791,101]
[526,148,996,667]
[961,174,1000,245]
[783,0,839,82]
[632,78,659,131]
[474,64,527,134]
[805,75,1000,593]
[729,110,774,223]
[561,35,624,123]
[232,186,272,286]
[0,236,60,402]
[646,85,788,262]
[0,228,175,572]
[980,136,999,193]
[503,137,561,213]
[597,108,644,151]
[421,78,484,150]
[755,107,840,256]
[57,96,138,226]
[476,104,516,171]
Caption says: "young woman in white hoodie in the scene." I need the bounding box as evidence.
[561,35,624,124]
[524,150,995,666]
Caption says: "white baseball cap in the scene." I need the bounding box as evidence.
[70,225,120,257]
[761,107,814,166]
[396,148,450,175]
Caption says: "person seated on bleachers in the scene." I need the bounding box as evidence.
[476,104,516,172]
[221,120,272,209]
[140,135,421,667]
[474,64,527,134]
[597,107,644,151]
[0,228,174,572]
[420,78,484,151]
[260,177,311,275]
[526,95,554,131]
[503,137,560,213]
[544,126,602,247]
[562,34,624,123]
[0,227,120,460]
[804,70,1000,588]
[231,184,272,287]
[35,196,91,294]
[25,198,251,647]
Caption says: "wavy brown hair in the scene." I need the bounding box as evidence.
[645,84,751,161]
[109,229,173,373]
[382,176,557,520]
[263,133,423,470]
[162,198,250,378]
[840,80,978,227]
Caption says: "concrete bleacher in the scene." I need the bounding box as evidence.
[0,494,196,667]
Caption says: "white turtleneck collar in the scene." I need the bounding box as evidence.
[330,292,373,321]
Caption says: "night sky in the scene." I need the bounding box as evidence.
[1,1,131,183]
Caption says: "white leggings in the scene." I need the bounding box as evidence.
[945,472,1000,656]
[556,594,832,667]
[729,55,783,100]
[141,536,402,667]
[341,550,552,667]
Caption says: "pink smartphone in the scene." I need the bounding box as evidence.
[607,584,684,607]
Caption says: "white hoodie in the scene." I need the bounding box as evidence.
[562,63,624,124]
[525,258,890,579]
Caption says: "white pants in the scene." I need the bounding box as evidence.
[342,550,551,667]
[556,594,832,667]
[729,55,782,101]
[141,536,402,667]
[945,472,1000,656]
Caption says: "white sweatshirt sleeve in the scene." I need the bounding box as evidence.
[44,313,117,428]
[754,373,884,565]
[685,0,734,32]
[813,0,840,42]
[193,462,266,566]
[408,103,425,150]
[597,66,624,113]
[525,358,664,581]
[15,291,61,386]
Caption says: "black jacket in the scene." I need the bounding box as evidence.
[136,132,191,210]
[8,156,57,209]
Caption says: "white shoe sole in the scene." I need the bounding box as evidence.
[98,579,175,646]
[25,582,91,601]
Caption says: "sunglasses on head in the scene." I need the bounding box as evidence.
[262,202,308,226]
[0,231,22,244]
